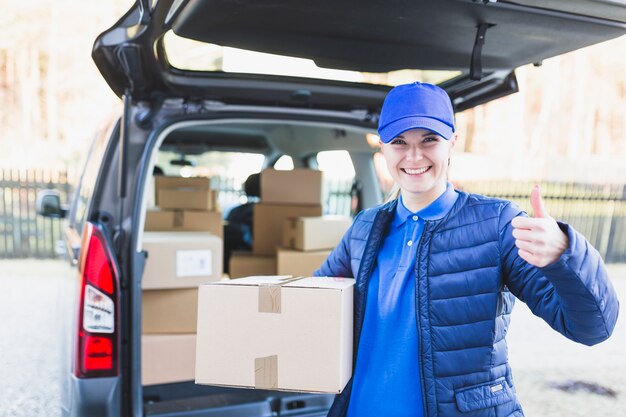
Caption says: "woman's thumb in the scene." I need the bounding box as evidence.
[530,184,548,218]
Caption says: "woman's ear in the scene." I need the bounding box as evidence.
[450,133,459,150]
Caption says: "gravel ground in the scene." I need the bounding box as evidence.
[0,260,624,417]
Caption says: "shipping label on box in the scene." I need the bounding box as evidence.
[260,169,323,205]
[176,250,213,277]
[145,210,223,237]
[229,252,277,279]
[253,203,322,255]
[277,247,331,277]
[142,288,198,334]
[282,216,352,251]
[142,232,223,289]
[195,276,354,393]
[142,334,196,385]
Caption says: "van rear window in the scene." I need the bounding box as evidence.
[163,30,461,87]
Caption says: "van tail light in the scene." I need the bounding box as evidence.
[74,222,120,378]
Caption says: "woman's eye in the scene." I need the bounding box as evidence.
[423,136,439,143]
[390,139,406,145]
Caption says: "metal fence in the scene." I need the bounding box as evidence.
[1,171,624,263]
[456,181,626,264]
[0,169,72,259]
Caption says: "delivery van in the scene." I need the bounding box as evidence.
[36,0,626,416]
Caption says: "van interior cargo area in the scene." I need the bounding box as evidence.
[139,118,370,415]
[143,382,334,416]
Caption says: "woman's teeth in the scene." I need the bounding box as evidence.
[403,167,430,175]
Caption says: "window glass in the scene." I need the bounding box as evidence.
[316,151,355,216]
[273,155,294,170]
[70,125,114,236]
[163,31,462,87]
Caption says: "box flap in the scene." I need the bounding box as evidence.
[208,275,295,286]
[206,275,354,290]
[284,276,355,290]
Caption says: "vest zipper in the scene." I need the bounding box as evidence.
[416,222,430,417]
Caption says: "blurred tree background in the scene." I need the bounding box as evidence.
[453,38,626,184]
[0,0,129,179]
[0,0,625,184]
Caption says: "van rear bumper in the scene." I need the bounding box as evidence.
[62,375,120,417]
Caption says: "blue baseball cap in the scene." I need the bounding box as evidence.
[378,82,455,143]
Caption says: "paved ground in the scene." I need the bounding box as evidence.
[0,260,624,417]
[507,264,626,416]
[0,260,66,417]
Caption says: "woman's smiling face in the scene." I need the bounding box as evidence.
[381,128,455,208]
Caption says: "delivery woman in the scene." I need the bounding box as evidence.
[314,82,619,417]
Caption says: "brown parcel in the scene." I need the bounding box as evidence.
[155,176,211,191]
[277,248,331,277]
[260,169,322,205]
[155,176,212,208]
[253,203,322,255]
[229,252,276,279]
[142,334,196,385]
[157,189,217,211]
[145,210,223,237]
[142,231,223,289]
[282,216,351,251]
[195,276,354,393]
[142,288,197,334]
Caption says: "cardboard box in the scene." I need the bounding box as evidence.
[157,189,215,211]
[229,252,277,279]
[154,176,218,211]
[145,209,223,237]
[142,232,223,289]
[195,276,354,393]
[277,248,331,277]
[253,204,322,255]
[260,169,323,205]
[142,288,198,334]
[142,334,196,385]
[155,176,211,191]
[282,216,351,251]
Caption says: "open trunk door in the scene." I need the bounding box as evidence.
[93,0,626,113]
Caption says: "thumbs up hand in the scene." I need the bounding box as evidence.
[510,185,569,267]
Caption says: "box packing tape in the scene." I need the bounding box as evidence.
[258,285,282,313]
[255,355,278,389]
[173,210,184,227]
[286,218,297,248]
[257,276,305,314]
[211,190,219,211]
[255,276,305,388]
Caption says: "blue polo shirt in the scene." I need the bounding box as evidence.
[346,183,458,417]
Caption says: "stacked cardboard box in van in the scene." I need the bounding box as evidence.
[228,169,325,278]
[277,216,352,276]
[146,176,222,237]
[230,170,352,278]
[252,169,323,256]
[229,251,277,279]
[141,176,224,385]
